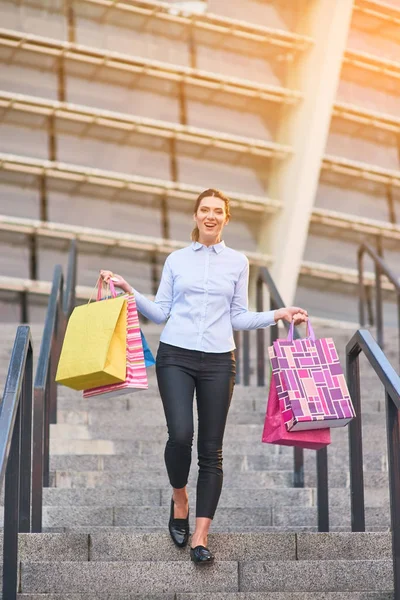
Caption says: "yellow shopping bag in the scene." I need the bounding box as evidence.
[56,284,127,391]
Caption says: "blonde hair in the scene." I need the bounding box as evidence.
[191,189,231,242]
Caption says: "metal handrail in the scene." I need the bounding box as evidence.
[0,326,33,600]
[346,328,400,599]
[358,241,400,365]
[255,266,329,528]
[32,265,64,532]
[63,238,77,318]
[32,240,77,532]
[255,267,307,491]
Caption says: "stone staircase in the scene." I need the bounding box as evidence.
[0,320,398,598]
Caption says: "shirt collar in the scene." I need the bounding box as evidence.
[192,241,226,254]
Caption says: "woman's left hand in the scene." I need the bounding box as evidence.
[274,307,308,325]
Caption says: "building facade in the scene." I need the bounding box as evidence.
[0,0,399,323]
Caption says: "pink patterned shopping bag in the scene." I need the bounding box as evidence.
[269,321,355,431]
[262,374,331,449]
[83,283,148,399]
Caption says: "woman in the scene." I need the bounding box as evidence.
[100,188,308,565]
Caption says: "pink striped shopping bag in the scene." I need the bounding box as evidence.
[83,285,148,399]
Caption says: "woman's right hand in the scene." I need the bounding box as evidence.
[99,270,131,294]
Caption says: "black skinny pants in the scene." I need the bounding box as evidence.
[156,342,236,519]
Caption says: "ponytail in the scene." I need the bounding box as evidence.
[191,226,200,242]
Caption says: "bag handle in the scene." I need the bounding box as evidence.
[88,277,117,304]
[287,319,315,342]
[96,279,117,301]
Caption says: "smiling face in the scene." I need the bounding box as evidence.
[194,195,229,246]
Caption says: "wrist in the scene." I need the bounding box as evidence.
[121,282,131,294]
[274,309,282,323]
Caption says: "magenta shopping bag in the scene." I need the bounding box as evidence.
[269,320,355,431]
[262,375,331,450]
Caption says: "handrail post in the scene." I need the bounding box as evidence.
[20,290,29,324]
[375,261,384,349]
[3,403,21,600]
[293,446,304,489]
[316,446,329,531]
[243,330,250,386]
[269,296,279,348]
[43,382,51,488]
[268,291,304,488]
[357,247,366,327]
[256,275,265,387]
[32,387,44,532]
[347,345,365,531]
[398,297,400,375]
[1,328,32,600]
[385,389,400,599]
[19,345,33,533]
[234,330,241,385]
[63,238,77,318]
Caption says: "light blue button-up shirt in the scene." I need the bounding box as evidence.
[132,241,276,352]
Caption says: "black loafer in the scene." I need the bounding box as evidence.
[168,498,189,548]
[190,545,214,565]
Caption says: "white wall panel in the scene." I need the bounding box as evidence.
[196,44,285,87]
[56,134,171,180]
[315,182,391,222]
[66,76,180,123]
[48,191,162,238]
[0,124,48,160]
[326,127,399,171]
[0,184,40,219]
[223,217,258,253]
[185,99,277,141]
[337,75,400,118]
[295,283,360,323]
[303,233,359,269]
[163,204,193,244]
[207,0,298,31]
[73,251,154,294]
[75,17,191,68]
[176,154,268,195]
[0,239,30,278]
[348,27,400,62]
[0,63,58,100]
[0,0,66,40]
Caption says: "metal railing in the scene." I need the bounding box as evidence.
[235,266,307,491]
[347,328,400,599]
[0,240,77,597]
[257,266,328,526]
[32,240,77,532]
[358,241,400,369]
[0,326,33,600]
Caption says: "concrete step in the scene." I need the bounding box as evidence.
[0,504,389,529]
[48,437,388,462]
[47,451,387,473]
[0,486,388,510]
[19,559,392,594]
[49,422,385,444]
[45,438,303,456]
[13,592,395,600]
[55,396,384,416]
[56,525,390,534]
[4,506,391,530]
[54,404,381,427]
[0,532,391,562]
[48,468,389,489]
[49,469,292,489]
